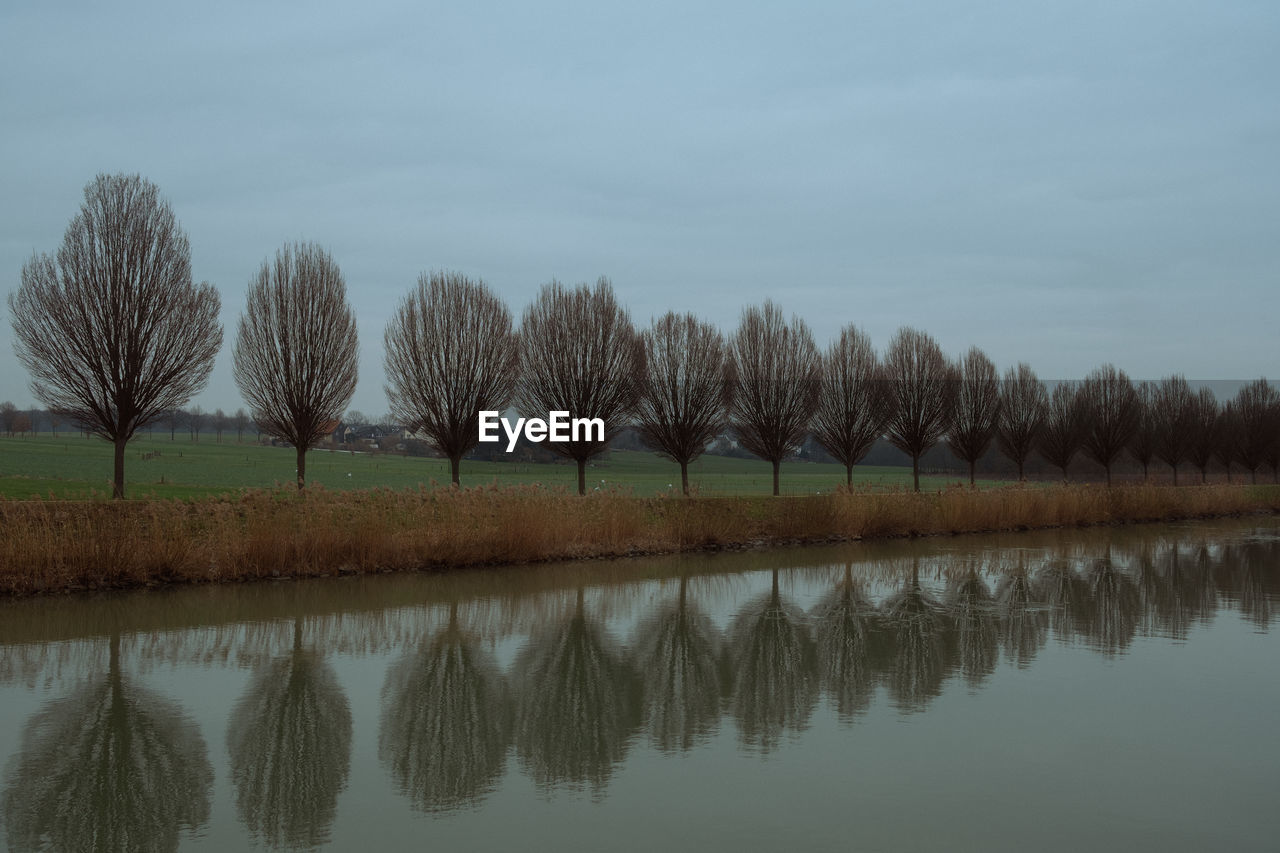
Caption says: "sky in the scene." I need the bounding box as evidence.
[1,0,1277,415]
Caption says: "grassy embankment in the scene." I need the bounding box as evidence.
[2,478,1277,596]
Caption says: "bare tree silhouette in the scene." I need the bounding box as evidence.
[1127,382,1157,481]
[385,271,519,485]
[727,302,820,496]
[1213,401,1243,483]
[996,363,1048,481]
[1186,388,1220,483]
[1234,378,1279,484]
[518,279,643,495]
[883,327,956,491]
[232,242,358,490]
[634,312,730,495]
[812,566,880,721]
[1152,375,1195,485]
[811,325,889,489]
[8,174,221,498]
[949,347,1001,487]
[1079,365,1140,486]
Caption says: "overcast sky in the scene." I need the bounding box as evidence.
[2,0,1277,414]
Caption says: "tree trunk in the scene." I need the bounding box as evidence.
[1105,463,1112,487]
[846,463,853,489]
[577,459,586,496]
[296,446,306,490]
[968,460,976,487]
[1199,467,1207,484]
[771,459,780,496]
[1251,468,1257,485]
[449,454,461,486]
[1141,462,1149,481]
[112,437,127,500]
[1171,464,1178,487]
[1225,466,1232,484]
[681,460,689,496]
[912,454,920,492]
[1017,459,1024,481]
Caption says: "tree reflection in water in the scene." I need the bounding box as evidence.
[1,634,212,853]
[634,576,723,753]
[947,565,999,688]
[995,561,1048,669]
[513,588,640,796]
[379,604,510,813]
[876,561,953,712]
[812,564,879,722]
[1083,554,1140,656]
[226,618,352,849]
[1035,559,1089,643]
[727,569,818,752]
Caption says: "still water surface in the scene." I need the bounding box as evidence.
[1,519,1278,851]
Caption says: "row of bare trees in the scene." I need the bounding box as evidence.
[9,174,1280,498]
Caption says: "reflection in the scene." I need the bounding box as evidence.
[634,576,723,752]
[1,634,212,853]
[995,562,1047,668]
[947,565,998,688]
[379,604,510,813]
[813,565,879,721]
[226,618,352,849]
[1035,559,1089,643]
[1082,555,1140,655]
[727,570,818,751]
[876,561,953,711]
[1222,540,1279,628]
[514,589,640,795]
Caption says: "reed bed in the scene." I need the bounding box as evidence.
[2,483,1277,596]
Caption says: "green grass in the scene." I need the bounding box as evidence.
[0,434,996,499]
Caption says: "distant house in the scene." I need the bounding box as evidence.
[343,424,386,446]
[321,420,343,444]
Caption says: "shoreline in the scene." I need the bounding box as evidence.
[2,483,1278,598]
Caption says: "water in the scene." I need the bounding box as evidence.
[1,518,1277,852]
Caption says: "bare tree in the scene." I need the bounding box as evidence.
[883,327,956,492]
[1038,382,1087,482]
[948,347,1001,487]
[8,174,221,498]
[1213,401,1242,483]
[634,312,730,495]
[1127,382,1157,481]
[1185,388,1219,483]
[213,408,228,443]
[1151,375,1194,485]
[517,278,643,495]
[0,401,16,437]
[811,325,888,489]
[727,302,821,496]
[187,405,206,442]
[233,242,358,490]
[996,363,1047,481]
[384,271,519,486]
[1079,364,1140,486]
[1234,378,1279,484]
[234,408,250,443]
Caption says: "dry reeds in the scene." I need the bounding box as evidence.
[1,483,1276,596]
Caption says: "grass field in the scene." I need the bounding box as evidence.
[0,434,993,499]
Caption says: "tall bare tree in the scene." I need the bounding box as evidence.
[234,408,250,443]
[883,327,956,492]
[1185,388,1219,484]
[1127,382,1157,481]
[1151,375,1194,485]
[948,347,1001,487]
[0,401,16,437]
[1234,378,1279,484]
[1038,382,1087,482]
[810,325,888,489]
[1079,364,1140,486]
[212,408,228,443]
[233,242,358,490]
[385,271,519,486]
[996,363,1047,481]
[1213,401,1242,483]
[8,174,221,498]
[635,312,729,495]
[187,405,206,442]
[727,302,821,496]
[518,278,643,495]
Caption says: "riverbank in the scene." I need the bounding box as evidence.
[2,483,1278,596]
